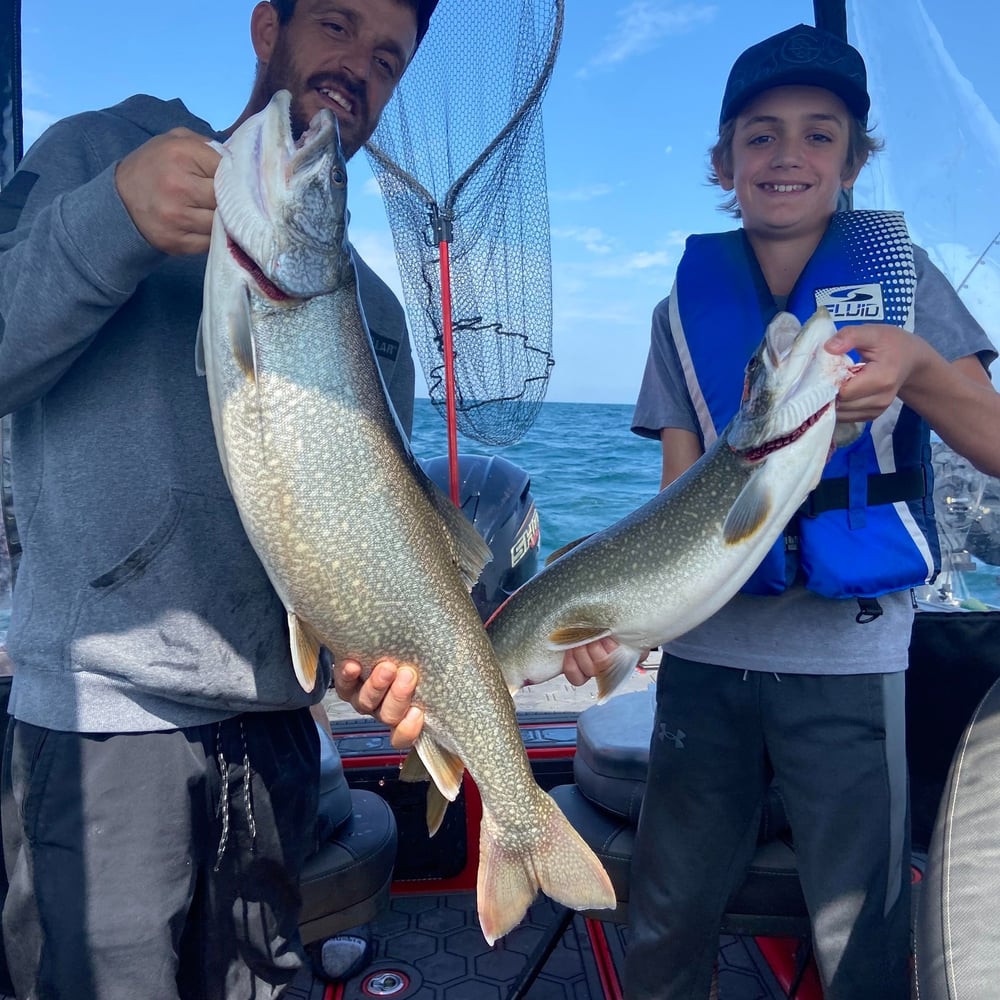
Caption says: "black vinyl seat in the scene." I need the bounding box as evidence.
[916,673,1000,996]
[298,724,398,947]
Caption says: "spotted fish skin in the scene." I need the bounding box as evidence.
[487,308,855,700]
[197,90,614,946]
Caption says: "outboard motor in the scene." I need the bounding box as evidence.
[421,454,540,622]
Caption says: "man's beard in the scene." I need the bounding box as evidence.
[260,41,371,156]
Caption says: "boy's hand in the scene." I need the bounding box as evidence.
[333,658,424,750]
[115,129,220,256]
[824,323,927,422]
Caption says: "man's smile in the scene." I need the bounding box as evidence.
[318,87,354,115]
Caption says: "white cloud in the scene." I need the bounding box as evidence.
[551,225,615,255]
[581,1,718,76]
[550,182,616,202]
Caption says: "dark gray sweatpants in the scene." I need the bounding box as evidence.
[1,708,319,1000]
[624,656,910,1000]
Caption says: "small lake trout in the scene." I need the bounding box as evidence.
[197,91,614,945]
[487,308,856,698]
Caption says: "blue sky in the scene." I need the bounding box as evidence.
[19,0,1000,404]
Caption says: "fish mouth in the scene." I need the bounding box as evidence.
[735,400,834,462]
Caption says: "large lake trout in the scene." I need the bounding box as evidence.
[487,308,857,698]
[197,91,614,945]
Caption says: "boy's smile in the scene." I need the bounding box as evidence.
[717,85,863,246]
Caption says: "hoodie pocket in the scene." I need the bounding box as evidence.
[68,489,295,707]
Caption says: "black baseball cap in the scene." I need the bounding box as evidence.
[719,24,870,126]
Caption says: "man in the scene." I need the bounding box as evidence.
[0,2,434,997]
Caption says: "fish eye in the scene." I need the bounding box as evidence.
[332,167,346,187]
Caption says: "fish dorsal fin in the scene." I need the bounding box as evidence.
[723,475,772,544]
[421,475,493,591]
[288,611,321,692]
[230,286,257,381]
[545,533,594,566]
[399,751,452,837]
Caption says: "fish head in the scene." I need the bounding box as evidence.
[214,89,352,299]
[727,307,854,460]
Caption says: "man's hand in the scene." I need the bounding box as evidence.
[333,658,424,750]
[115,128,221,256]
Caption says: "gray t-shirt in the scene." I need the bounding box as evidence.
[631,242,996,675]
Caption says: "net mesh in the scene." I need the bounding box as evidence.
[365,0,562,446]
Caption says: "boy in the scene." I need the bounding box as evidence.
[626,23,1000,1000]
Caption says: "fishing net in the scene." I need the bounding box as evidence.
[365,0,563,447]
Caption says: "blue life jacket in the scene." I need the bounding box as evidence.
[670,210,939,600]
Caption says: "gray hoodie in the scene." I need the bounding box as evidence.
[0,95,415,732]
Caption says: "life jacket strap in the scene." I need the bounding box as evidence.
[800,466,928,518]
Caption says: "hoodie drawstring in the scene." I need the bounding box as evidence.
[214,719,256,871]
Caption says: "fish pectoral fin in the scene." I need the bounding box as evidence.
[723,476,772,544]
[476,792,615,946]
[421,474,493,590]
[399,749,451,836]
[547,624,612,649]
[414,732,464,804]
[287,612,322,693]
[229,286,257,381]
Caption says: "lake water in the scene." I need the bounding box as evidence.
[2,397,998,651]
[410,397,663,564]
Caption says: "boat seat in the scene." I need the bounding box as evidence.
[916,673,1000,995]
[298,724,398,946]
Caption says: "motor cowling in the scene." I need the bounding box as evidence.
[421,454,540,622]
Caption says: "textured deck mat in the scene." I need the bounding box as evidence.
[284,889,800,999]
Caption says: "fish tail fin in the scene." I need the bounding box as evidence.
[476,791,615,946]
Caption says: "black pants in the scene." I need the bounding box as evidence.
[1,708,319,1000]
[624,657,911,1000]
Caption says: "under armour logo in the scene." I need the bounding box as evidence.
[658,723,686,749]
